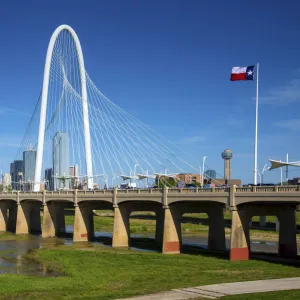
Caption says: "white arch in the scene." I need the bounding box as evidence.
[34,24,93,191]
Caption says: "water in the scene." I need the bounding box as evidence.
[0,237,63,276]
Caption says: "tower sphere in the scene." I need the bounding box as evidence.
[221,149,233,160]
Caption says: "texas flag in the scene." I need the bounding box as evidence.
[230,66,254,81]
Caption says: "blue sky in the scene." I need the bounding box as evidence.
[0,0,299,184]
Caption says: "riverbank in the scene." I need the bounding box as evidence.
[0,239,300,299]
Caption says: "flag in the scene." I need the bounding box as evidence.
[230,66,254,81]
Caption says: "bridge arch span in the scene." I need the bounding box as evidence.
[34,24,93,192]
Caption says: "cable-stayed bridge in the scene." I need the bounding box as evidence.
[15,24,210,192]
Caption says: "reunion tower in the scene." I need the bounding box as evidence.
[221,149,233,182]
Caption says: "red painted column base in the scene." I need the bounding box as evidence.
[163,241,180,254]
[230,247,249,261]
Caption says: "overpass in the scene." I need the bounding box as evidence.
[0,185,299,261]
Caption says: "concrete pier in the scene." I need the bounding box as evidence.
[162,206,181,254]
[208,205,226,251]
[112,205,130,248]
[278,207,297,258]
[0,202,8,231]
[73,204,94,242]
[230,209,249,261]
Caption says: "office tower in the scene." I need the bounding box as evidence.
[53,132,70,190]
[10,160,23,190]
[23,149,37,191]
[45,168,54,190]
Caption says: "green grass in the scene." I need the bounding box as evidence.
[0,232,35,241]
[0,245,300,299]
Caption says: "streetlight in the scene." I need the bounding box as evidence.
[257,171,261,186]
[261,164,269,185]
[202,156,207,187]
[199,166,202,187]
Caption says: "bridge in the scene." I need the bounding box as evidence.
[3,24,300,262]
[0,185,299,261]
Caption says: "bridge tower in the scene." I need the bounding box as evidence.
[221,149,233,182]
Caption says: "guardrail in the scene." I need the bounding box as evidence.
[1,185,300,196]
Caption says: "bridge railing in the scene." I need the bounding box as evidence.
[277,185,299,192]
[236,185,300,192]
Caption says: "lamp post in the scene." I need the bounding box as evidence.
[257,171,262,186]
[280,160,283,185]
[261,164,269,185]
[202,156,207,187]
[199,166,202,187]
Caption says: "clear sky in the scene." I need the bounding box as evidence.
[0,0,299,184]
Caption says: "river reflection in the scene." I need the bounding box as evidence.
[0,226,299,276]
[0,237,62,276]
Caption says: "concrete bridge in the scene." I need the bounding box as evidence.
[0,185,299,261]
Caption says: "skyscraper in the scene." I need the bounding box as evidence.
[10,163,14,189]
[23,149,37,191]
[10,160,23,190]
[53,132,70,190]
[45,168,54,190]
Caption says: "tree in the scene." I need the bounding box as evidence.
[155,177,178,188]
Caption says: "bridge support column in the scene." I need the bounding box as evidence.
[230,208,249,261]
[155,209,164,245]
[0,202,8,231]
[73,204,93,242]
[56,207,66,234]
[7,204,17,232]
[16,202,30,234]
[112,205,130,248]
[42,203,56,237]
[278,208,297,258]
[208,205,226,251]
[31,204,41,233]
[162,206,181,254]
[260,216,266,227]
[275,217,280,232]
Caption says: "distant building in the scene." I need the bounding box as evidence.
[69,165,78,189]
[288,177,300,185]
[45,168,54,190]
[205,169,216,179]
[210,178,241,186]
[2,173,11,190]
[176,173,201,184]
[10,160,23,190]
[53,132,70,190]
[23,149,37,191]
[10,163,14,188]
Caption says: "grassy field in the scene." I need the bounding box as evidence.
[0,242,300,300]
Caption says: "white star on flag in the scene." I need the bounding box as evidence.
[247,70,253,76]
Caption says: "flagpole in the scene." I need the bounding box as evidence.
[254,62,259,185]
